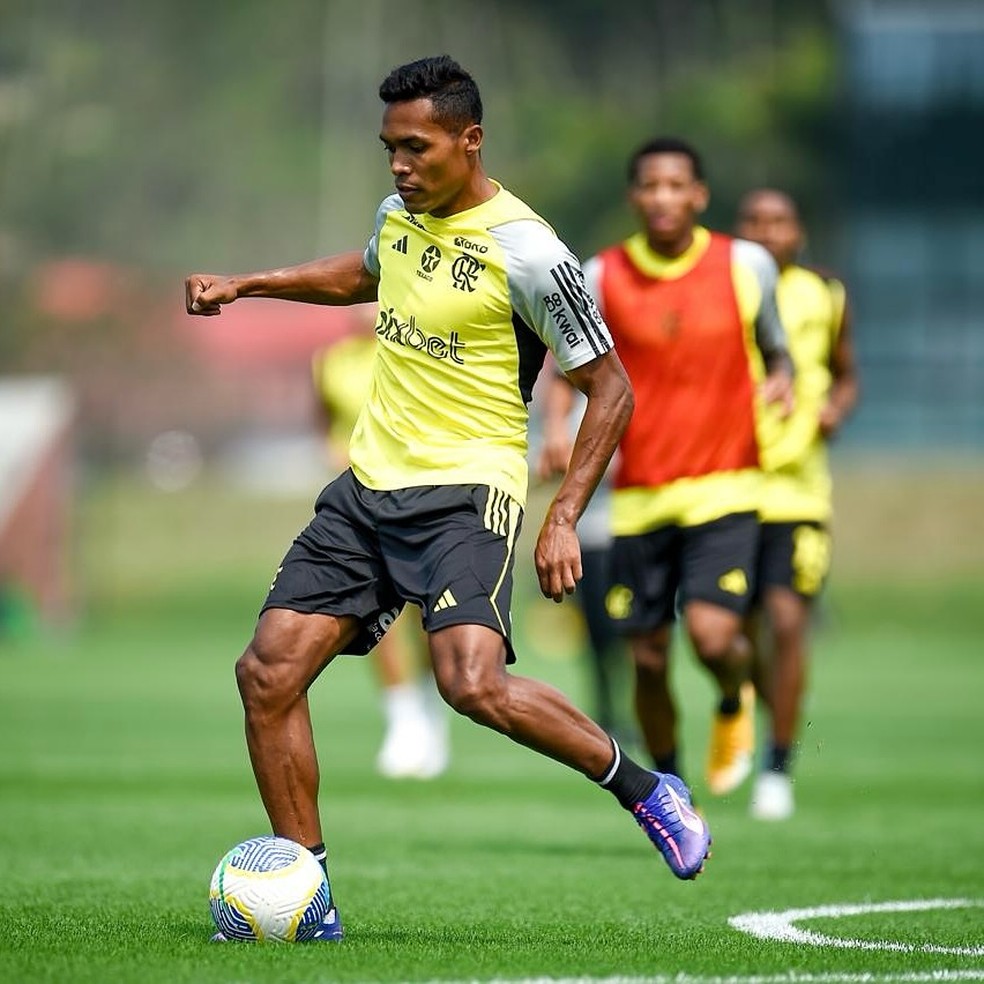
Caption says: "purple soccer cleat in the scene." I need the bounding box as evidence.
[631,772,711,879]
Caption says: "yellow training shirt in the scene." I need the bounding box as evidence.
[757,264,846,523]
[351,182,613,506]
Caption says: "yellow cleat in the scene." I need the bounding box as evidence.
[705,681,755,796]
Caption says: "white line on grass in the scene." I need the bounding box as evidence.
[431,972,984,984]
[729,898,984,956]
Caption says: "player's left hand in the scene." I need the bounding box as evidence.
[761,369,794,418]
[818,400,842,438]
[533,517,582,603]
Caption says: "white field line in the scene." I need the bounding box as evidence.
[729,898,984,957]
[427,973,984,984]
[426,898,984,984]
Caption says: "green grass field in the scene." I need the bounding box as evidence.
[1,466,983,984]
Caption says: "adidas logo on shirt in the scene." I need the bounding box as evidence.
[391,235,409,254]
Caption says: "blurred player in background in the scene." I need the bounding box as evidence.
[186,56,710,941]
[735,188,859,820]
[536,369,638,748]
[311,305,449,780]
[581,137,793,796]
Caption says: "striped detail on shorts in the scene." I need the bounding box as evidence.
[482,486,516,537]
[484,487,522,636]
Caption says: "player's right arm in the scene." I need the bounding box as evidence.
[819,281,860,438]
[734,238,795,415]
[185,250,379,316]
[535,350,633,603]
[535,369,577,482]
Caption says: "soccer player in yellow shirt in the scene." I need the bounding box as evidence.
[186,56,710,940]
[736,188,859,820]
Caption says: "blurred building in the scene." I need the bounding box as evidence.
[839,0,984,448]
[0,377,76,630]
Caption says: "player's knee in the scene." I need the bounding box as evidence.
[235,643,292,717]
[631,633,670,676]
[692,630,739,666]
[688,606,747,666]
[439,668,506,726]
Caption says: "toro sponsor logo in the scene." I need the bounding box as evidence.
[453,235,489,254]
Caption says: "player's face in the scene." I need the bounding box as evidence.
[380,98,481,217]
[629,153,709,253]
[736,192,802,268]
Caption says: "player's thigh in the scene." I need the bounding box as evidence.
[628,623,674,675]
[761,584,812,641]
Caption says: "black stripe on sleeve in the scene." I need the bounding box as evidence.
[550,261,608,358]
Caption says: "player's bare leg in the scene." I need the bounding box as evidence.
[628,626,682,777]
[686,601,755,795]
[428,623,613,775]
[236,609,359,846]
[371,610,448,779]
[428,622,710,879]
[761,587,809,753]
[749,586,809,820]
[686,601,751,698]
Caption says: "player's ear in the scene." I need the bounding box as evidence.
[462,123,483,156]
[693,181,710,215]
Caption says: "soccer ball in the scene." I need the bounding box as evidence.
[208,835,331,942]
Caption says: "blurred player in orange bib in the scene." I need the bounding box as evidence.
[581,137,794,797]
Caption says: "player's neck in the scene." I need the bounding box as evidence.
[646,225,697,259]
[430,174,498,219]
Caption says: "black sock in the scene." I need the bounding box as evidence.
[768,744,791,773]
[307,842,329,878]
[654,751,680,780]
[593,739,658,808]
[718,694,741,715]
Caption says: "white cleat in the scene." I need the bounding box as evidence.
[376,716,448,780]
[750,770,795,821]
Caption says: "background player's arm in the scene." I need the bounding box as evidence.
[737,238,795,414]
[185,250,379,315]
[535,350,633,603]
[819,287,860,438]
[755,287,795,414]
[535,369,577,482]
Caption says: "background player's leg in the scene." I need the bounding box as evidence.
[629,626,682,777]
[686,601,755,796]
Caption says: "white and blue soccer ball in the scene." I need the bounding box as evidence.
[208,835,331,942]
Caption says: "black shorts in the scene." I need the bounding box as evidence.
[262,470,524,661]
[755,520,831,600]
[607,512,760,633]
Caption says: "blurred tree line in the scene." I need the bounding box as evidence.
[1,0,840,379]
[1,0,838,265]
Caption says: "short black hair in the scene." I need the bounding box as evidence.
[378,55,483,132]
[627,137,704,184]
